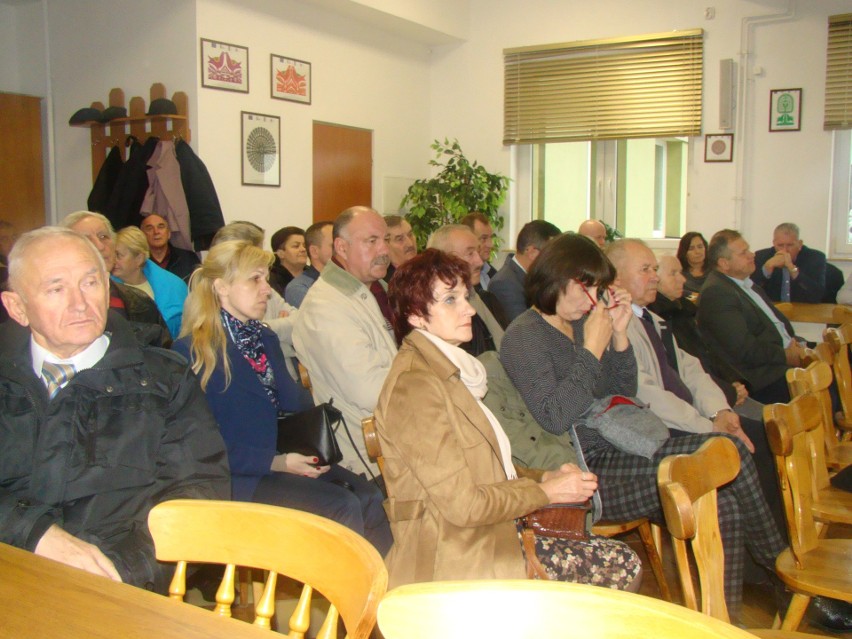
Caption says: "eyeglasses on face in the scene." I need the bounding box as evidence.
[576,280,618,310]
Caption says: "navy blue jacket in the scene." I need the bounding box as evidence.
[173,325,312,501]
[489,255,528,323]
[751,244,826,303]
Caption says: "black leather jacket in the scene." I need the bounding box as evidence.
[0,315,230,592]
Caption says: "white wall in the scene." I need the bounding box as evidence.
[428,0,851,256]
[195,0,433,232]
[0,4,22,92]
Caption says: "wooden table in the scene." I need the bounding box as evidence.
[0,542,268,638]
[377,579,757,639]
[775,302,852,325]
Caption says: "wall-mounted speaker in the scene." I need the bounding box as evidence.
[719,58,737,130]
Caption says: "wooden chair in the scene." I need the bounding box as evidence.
[800,341,833,368]
[657,436,828,639]
[362,415,671,600]
[784,363,852,529]
[377,579,757,639]
[297,361,313,393]
[785,360,852,471]
[148,500,388,639]
[764,395,852,631]
[658,437,739,620]
[589,517,671,601]
[823,325,852,441]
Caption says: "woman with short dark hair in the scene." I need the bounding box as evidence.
[268,226,306,297]
[376,247,640,589]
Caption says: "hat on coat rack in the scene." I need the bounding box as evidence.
[98,106,128,122]
[68,107,102,125]
[146,98,178,116]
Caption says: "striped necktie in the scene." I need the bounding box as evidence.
[42,361,77,399]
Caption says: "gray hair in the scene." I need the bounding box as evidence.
[333,206,376,242]
[774,222,800,239]
[604,238,648,271]
[427,224,472,251]
[707,229,743,268]
[211,222,265,248]
[7,226,106,293]
[59,210,115,238]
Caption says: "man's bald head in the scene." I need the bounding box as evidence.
[578,219,607,248]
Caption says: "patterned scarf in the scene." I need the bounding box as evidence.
[221,309,279,408]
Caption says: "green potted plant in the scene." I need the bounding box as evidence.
[401,139,509,250]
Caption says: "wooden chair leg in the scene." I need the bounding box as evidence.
[637,520,672,602]
[650,522,663,556]
[780,593,811,631]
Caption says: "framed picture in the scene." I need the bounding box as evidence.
[271,54,312,104]
[769,88,801,132]
[704,133,734,162]
[201,38,249,93]
[241,112,280,187]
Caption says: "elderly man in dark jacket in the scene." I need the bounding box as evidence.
[0,226,229,593]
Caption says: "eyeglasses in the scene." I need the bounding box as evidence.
[577,280,618,310]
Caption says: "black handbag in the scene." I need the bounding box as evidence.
[276,399,344,466]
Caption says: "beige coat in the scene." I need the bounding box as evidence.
[293,262,397,476]
[375,331,549,588]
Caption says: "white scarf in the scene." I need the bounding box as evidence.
[416,330,517,480]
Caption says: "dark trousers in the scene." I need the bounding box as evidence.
[751,375,791,404]
[587,433,787,619]
[253,465,393,555]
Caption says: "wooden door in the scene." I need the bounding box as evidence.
[312,121,372,222]
[0,92,46,233]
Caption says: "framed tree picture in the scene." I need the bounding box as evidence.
[271,54,311,104]
[241,112,280,187]
[769,88,801,132]
[201,38,249,93]
[704,133,734,162]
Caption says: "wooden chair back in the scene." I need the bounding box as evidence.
[785,361,840,475]
[657,437,741,622]
[763,395,824,568]
[801,341,834,367]
[297,362,313,393]
[361,415,386,478]
[377,580,757,639]
[824,325,852,438]
[148,500,388,639]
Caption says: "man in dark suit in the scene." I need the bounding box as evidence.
[751,222,826,302]
[698,229,807,404]
[489,220,561,322]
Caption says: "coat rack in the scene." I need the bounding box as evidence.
[69,83,191,182]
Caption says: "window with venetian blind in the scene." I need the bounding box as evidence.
[503,29,704,145]
[825,13,852,130]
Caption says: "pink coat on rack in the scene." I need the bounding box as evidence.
[141,140,193,251]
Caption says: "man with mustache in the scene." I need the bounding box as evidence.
[293,207,397,478]
[382,214,417,283]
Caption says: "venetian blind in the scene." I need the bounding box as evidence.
[504,30,704,145]
[825,14,852,130]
